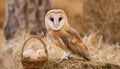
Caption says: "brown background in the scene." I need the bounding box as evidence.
[0,0,120,45]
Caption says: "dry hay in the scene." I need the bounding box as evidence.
[82,31,120,65]
[0,33,69,69]
[0,31,120,69]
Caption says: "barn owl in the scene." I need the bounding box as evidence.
[45,9,91,61]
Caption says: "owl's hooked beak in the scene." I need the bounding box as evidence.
[53,22,61,31]
[54,19,60,28]
[54,23,59,27]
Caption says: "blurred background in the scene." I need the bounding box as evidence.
[0,0,120,46]
[0,0,5,46]
[0,0,120,68]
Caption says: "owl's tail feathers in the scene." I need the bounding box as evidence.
[79,43,92,61]
[83,52,91,61]
[68,43,92,61]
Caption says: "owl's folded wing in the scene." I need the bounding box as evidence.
[59,34,91,61]
[66,28,82,41]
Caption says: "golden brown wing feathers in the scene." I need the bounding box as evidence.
[59,33,91,61]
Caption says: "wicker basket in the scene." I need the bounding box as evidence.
[21,36,48,69]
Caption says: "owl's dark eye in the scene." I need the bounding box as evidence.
[59,17,62,22]
[50,17,54,22]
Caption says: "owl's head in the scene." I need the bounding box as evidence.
[45,9,68,31]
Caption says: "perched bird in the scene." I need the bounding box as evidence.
[45,9,91,61]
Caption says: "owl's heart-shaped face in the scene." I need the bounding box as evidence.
[45,10,67,31]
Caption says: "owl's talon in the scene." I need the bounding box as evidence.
[61,52,69,59]
[54,52,69,63]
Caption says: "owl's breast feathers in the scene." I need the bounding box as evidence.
[58,28,91,61]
